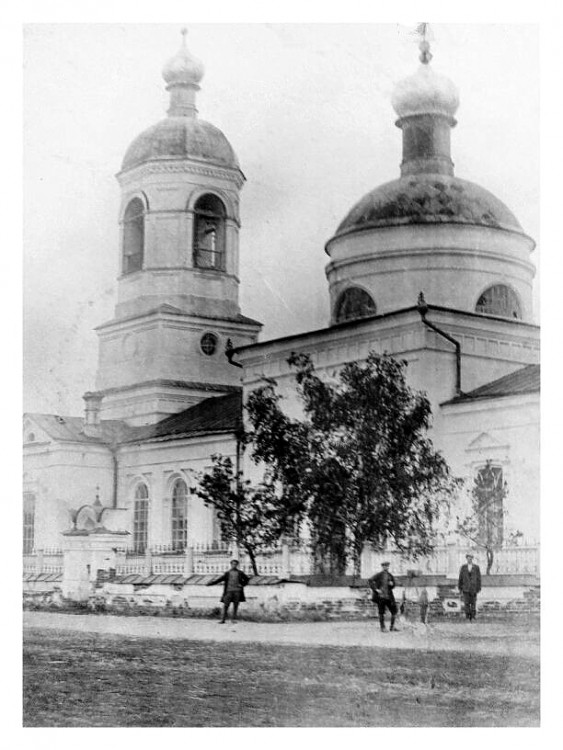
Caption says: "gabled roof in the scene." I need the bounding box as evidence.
[123,391,242,444]
[443,363,540,406]
[24,392,242,448]
[24,414,132,445]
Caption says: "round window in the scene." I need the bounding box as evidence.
[200,332,218,356]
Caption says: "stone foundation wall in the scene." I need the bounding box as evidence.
[23,578,540,620]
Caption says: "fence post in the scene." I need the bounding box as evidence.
[184,546,194,577]
[35,549,44,575]
[145,549,153,576]
[282,543,291,579]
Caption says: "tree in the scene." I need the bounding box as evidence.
[197,455,289,575]
[246,351,461,577]
[456,460,519,575]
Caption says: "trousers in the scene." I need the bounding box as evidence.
[462,592,477,619]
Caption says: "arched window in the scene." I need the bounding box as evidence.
[335,287,377,323]
[193,194,226,271]
[133,483,149,554]
[122,198,145,275]
[171,478,188,551]
[23,493,35,554]
[475,285,522,319]
[473,463,505,547]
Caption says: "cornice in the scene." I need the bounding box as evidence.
[325,245,536,277]
[116,160,245,189]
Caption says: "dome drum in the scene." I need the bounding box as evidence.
[326,221,535,322]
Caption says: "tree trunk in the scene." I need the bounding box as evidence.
[486,547,494,576]
[245,545,259,576]
[352,536,363,580]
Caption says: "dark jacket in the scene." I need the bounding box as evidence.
[368,570,396,603]
[458,564,482,594]
[208,569,250,602]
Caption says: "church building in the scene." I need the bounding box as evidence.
[23,29,539,578]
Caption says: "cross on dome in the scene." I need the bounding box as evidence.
[162,26,205,90]
[416,22,433,64]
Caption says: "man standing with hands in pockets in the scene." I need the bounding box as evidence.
[458,553,482,621]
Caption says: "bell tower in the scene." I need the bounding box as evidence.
[94,30,262,425]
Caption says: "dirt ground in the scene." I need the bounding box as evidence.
[23,611,540,727]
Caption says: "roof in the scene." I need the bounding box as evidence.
[234,303,539,356]
[24,413,132,445]
[121,117,240,172]
[124,391,242,444]
[331,174,524,240]
[443,364,540,406]
[25,392,242,448]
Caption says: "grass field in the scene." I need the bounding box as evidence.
[23,626,539,727]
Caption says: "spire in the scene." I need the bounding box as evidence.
[162,28,205,118]
[391,24,460,176]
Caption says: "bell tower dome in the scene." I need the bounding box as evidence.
[93,30,262,425]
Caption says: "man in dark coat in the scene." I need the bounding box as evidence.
[208,559,250,623]
[369,562,399,632]
[458,553,482,621]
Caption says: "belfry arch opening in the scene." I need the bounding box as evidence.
[122,198,145,275]
[335,287,377,323]
[193,194,226,271]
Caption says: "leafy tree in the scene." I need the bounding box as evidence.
[197,455,288,575]
[246,351,461,577]
[456,460,519,575]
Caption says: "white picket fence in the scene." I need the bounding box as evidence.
[23,541,539,579]
[361,541,539,578]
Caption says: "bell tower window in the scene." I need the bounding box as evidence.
[193,194,226,271]
[122,198,145,275]
[335,287,377,323]
[476,285,521,319]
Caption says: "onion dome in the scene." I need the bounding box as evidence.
[162,27,204,89]
[391,31,459,122]
[391,63,459,122]
[120,29,240,174]
[331,26,526,240]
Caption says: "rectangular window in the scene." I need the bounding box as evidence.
[23,493,35,554]
[475,464,504,547]
[133,499,149,554]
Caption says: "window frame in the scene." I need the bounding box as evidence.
[23,492,35,554]
[122,197,145,276]
[335,287,377,323]
[475,284,522,320]
[192,194,227,272]
[171,478,189,552]
[133,483,149,554]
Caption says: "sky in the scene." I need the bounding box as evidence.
[23,23,539,416]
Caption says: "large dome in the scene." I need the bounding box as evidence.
[121,116,240,172]
[334,174,524,238]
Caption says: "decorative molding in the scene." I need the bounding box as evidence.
[117,160,245,189]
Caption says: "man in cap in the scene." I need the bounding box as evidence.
[369,561,399,632]
[207,559,250,624]
[458,553,482,621]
